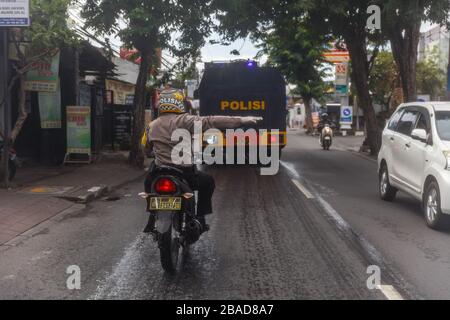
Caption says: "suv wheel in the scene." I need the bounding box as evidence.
[424,181,450,230]
[379,164,397,202]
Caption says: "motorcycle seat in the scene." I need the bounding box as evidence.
[153,165,185,176]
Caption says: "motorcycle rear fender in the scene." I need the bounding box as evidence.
[155,212,181,234]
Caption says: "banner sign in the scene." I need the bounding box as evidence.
[38,82,62,128]
[335,63,348,86]
[66,106,91,155]
[335,84,348,96]
[113,107,133,147]
[0,0,29,26]
[105,79,135,105]
[25,52,60,92]
[323,50,350,64]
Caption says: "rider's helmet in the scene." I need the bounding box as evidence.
[158,87,186,114]
[321,113,329,122]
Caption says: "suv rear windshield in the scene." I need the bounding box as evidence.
[436,111,450,141]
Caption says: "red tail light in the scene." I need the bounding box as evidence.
[155,178,177,194]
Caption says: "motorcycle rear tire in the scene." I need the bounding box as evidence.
[159,225,180,274]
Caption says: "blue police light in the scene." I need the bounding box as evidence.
[246,60,257,68]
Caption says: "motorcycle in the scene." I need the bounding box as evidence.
[142,165,203,273]
[320,124,333,151]
[0,140,18,181]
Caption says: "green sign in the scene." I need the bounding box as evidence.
[66,106,91,155]
[38,82,61,128]
[25,52,60,92]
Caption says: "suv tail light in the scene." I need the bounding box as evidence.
[155,178,177,194]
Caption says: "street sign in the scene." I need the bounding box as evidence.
[340,106,353,129]
[185,79,198,99]
[0,0,30,27]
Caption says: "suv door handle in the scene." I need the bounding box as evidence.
[405,143,411,148]
[390,137,395,142]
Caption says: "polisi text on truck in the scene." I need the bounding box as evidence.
[220,100,266,111]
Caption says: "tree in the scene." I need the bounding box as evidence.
[369,50,399,110]
[416,47,447,100]
[1,0,77,185]
[381,0,450,102]
[1,0,78,145]
[215,0,385,154]
[263,22,331,133]
[82,0,215,167]
[311,0,386,155]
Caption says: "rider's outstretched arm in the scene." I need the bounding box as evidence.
[174,113,260,133]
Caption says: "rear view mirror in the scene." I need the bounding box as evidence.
[411,128,427,143]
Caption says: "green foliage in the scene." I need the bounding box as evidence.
[262,18,331,101]
[369,50,397,107]
[26,0,79,56]
[380,0,450,30]
[82,0,215,58]
[417,47,447,100]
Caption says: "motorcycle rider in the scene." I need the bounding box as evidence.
[142,86,261,232]
[317,113,332,142]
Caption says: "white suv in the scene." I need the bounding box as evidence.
[378,102,450,229]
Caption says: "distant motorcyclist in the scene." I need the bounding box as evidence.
[317,113,332,132]
[142,86,261,232]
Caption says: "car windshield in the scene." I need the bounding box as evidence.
[436,111,450,141]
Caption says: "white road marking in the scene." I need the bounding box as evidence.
[291,179,315,199]
[377,285,404,300]
[282,161,407,300]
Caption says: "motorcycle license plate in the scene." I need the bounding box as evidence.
[149,197,182,211]
[324,136,331,140]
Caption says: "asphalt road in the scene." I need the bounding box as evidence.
[1,131,448,299]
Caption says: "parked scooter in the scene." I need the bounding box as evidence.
[320,124,333,150]
[0,140,18,181]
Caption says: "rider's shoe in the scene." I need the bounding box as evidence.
[197,216,210,233]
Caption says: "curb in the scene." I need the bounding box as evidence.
[0,203,86,251]
[58,185,111,204]
[58,169,147,204]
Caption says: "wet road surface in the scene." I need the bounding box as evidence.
[1,131,444,299]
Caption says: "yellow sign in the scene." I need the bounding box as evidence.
[105,79,135,105]
[323,51,350,63]
[220,100,266,111]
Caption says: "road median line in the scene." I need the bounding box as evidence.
[291,179,315,199]
[376,285,404,300]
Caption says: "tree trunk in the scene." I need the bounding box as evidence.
[129,50,150,167]
[302,96,314,134]
[345,32,381,155]
[388,20,421,102]
[10,72,27,143]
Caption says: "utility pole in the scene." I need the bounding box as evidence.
[1,27,10,188]
[447,31,450,101]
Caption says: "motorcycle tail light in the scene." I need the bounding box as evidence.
[155,178,177,194]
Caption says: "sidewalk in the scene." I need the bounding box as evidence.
[0,152,147,245]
